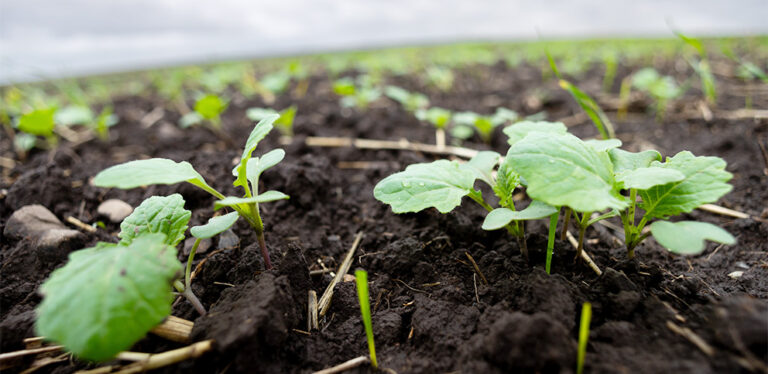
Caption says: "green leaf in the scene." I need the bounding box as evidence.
[119,194,190,246]
[234,115,278,192]
[506,132,627,212]
[245,107,278,122]
[415,107,451,128]
[178,112,203,128]
[493,160,520,207]
[482,201,558,230]
[214,191,289,209]
[242,149,285,191]
[503,121,567,146]
[558,79,615,139]
[93,158,216,194]
[194,94,227,120]
[17,108,56,136]
[462,151,500,187]
[584,139,622,152]
[55,106,94,126]
[190,212,240,239]
[373,160,476,213]
[275,105,297,136]
[36,234,181,361]
[650,220,735,254]
[616,167,685,190]
[608,149,662,174]
[640,151,732,219]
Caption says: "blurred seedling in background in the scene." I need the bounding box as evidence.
[247,105,297,138]
[424,65,455,91]
[721,45,767,109]
[629,68,686,121]
[415,106,452,148]
[385,85,429,113]
[94,115,288,269]
[451,107,518,144]
[577,303,592,374]
[333,76,382,110]
[179,94,228,129]
[676,31,717,105]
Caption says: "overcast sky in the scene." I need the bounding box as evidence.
[1,0,767,83]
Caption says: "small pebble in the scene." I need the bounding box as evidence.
[727,271,744,279]
[97,199,133,223]
[217,229,240,249]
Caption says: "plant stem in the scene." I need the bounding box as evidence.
[256,232,273,270]
[470,190,525,258]
[435,128,446,149]
[174,280,206,315]
[546,210,560,274]
[574,212,591,263]
[185,238,200,288]
[560,207,572,240]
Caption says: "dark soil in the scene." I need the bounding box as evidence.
[1,57,767,374]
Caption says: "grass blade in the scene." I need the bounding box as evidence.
[577,302,592,374]
[355,269,378,369]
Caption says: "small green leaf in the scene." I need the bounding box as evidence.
[650,220,735,254]
[245,107,278,122]
[17,108,56,136]
[214,191,289,209]
[373,160,476,213]
[415,107,451,128]
[506,132,627,212]
[609,149,662,174]
[585,138,622,152]
[119,194,190,246]
[194,94,227,120]
[234,115,278,192]
[616,167,685,190]
[640,151,732,219]
[36,234,181,361]
[462,151,500,187]
[93,158,216,194]
[503,121,567,146]
[190,212,240,239]
[244,149,285,190]
[493,161,520,207]
[482,201,558,230]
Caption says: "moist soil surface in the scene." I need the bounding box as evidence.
[1,59,767,374]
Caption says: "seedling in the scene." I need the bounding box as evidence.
[676,32,717,105]
[385,85,429,113]
[93,115,288,269]
[36,194,195,361]
[424,66,454,91]
[333,76,382,110]
[577,302,592,374]
[505,122,735,259]
[374,142,559,259]
[631,68,685,121]
[547,52,615,139]
[247,105,297,137]
[415,106,452,148]
[452,108,518,144]
[355,269,378,369]
[16,107,58,149]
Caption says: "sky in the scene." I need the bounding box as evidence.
[1,0,767,83]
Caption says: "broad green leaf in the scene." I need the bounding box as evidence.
[17,108,56,136]
[506,132,627,212]
[462,151,500,187]
[585,138,622,152]
[194,94,227,120]
[609,149,662,174]
[214,191,289,209]
[615,167,685,190]
[650,220,735,254]
[119,194,190,246]
[503,121,567,146]
[93,158,216,194]
[234,115,278,192]
[36,234,181,361]
[493,160,520,207]
[55,106,94,126]
[640,151,732,219]
[482,201,559,230]
[373,160,476,213]
[190,212,240,239]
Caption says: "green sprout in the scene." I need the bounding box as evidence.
[16,107,58,149]
[333,76,382,110]
[93,115,288,269]
[355,269,378,369]
[247,105,297,137]
[631,68,686,121]
[676,32,717,105]
[424,66,455,91]
[385,85,429,113]
[577,302,592,374]
[415,107,452,148]
[547,51,615,139]
[452,108,518,144]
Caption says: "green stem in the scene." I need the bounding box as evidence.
[546,209,560,274]
[174,280,206,316]
[574,212,591,263]
[470,190,525,257]
[185,238,201,288]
